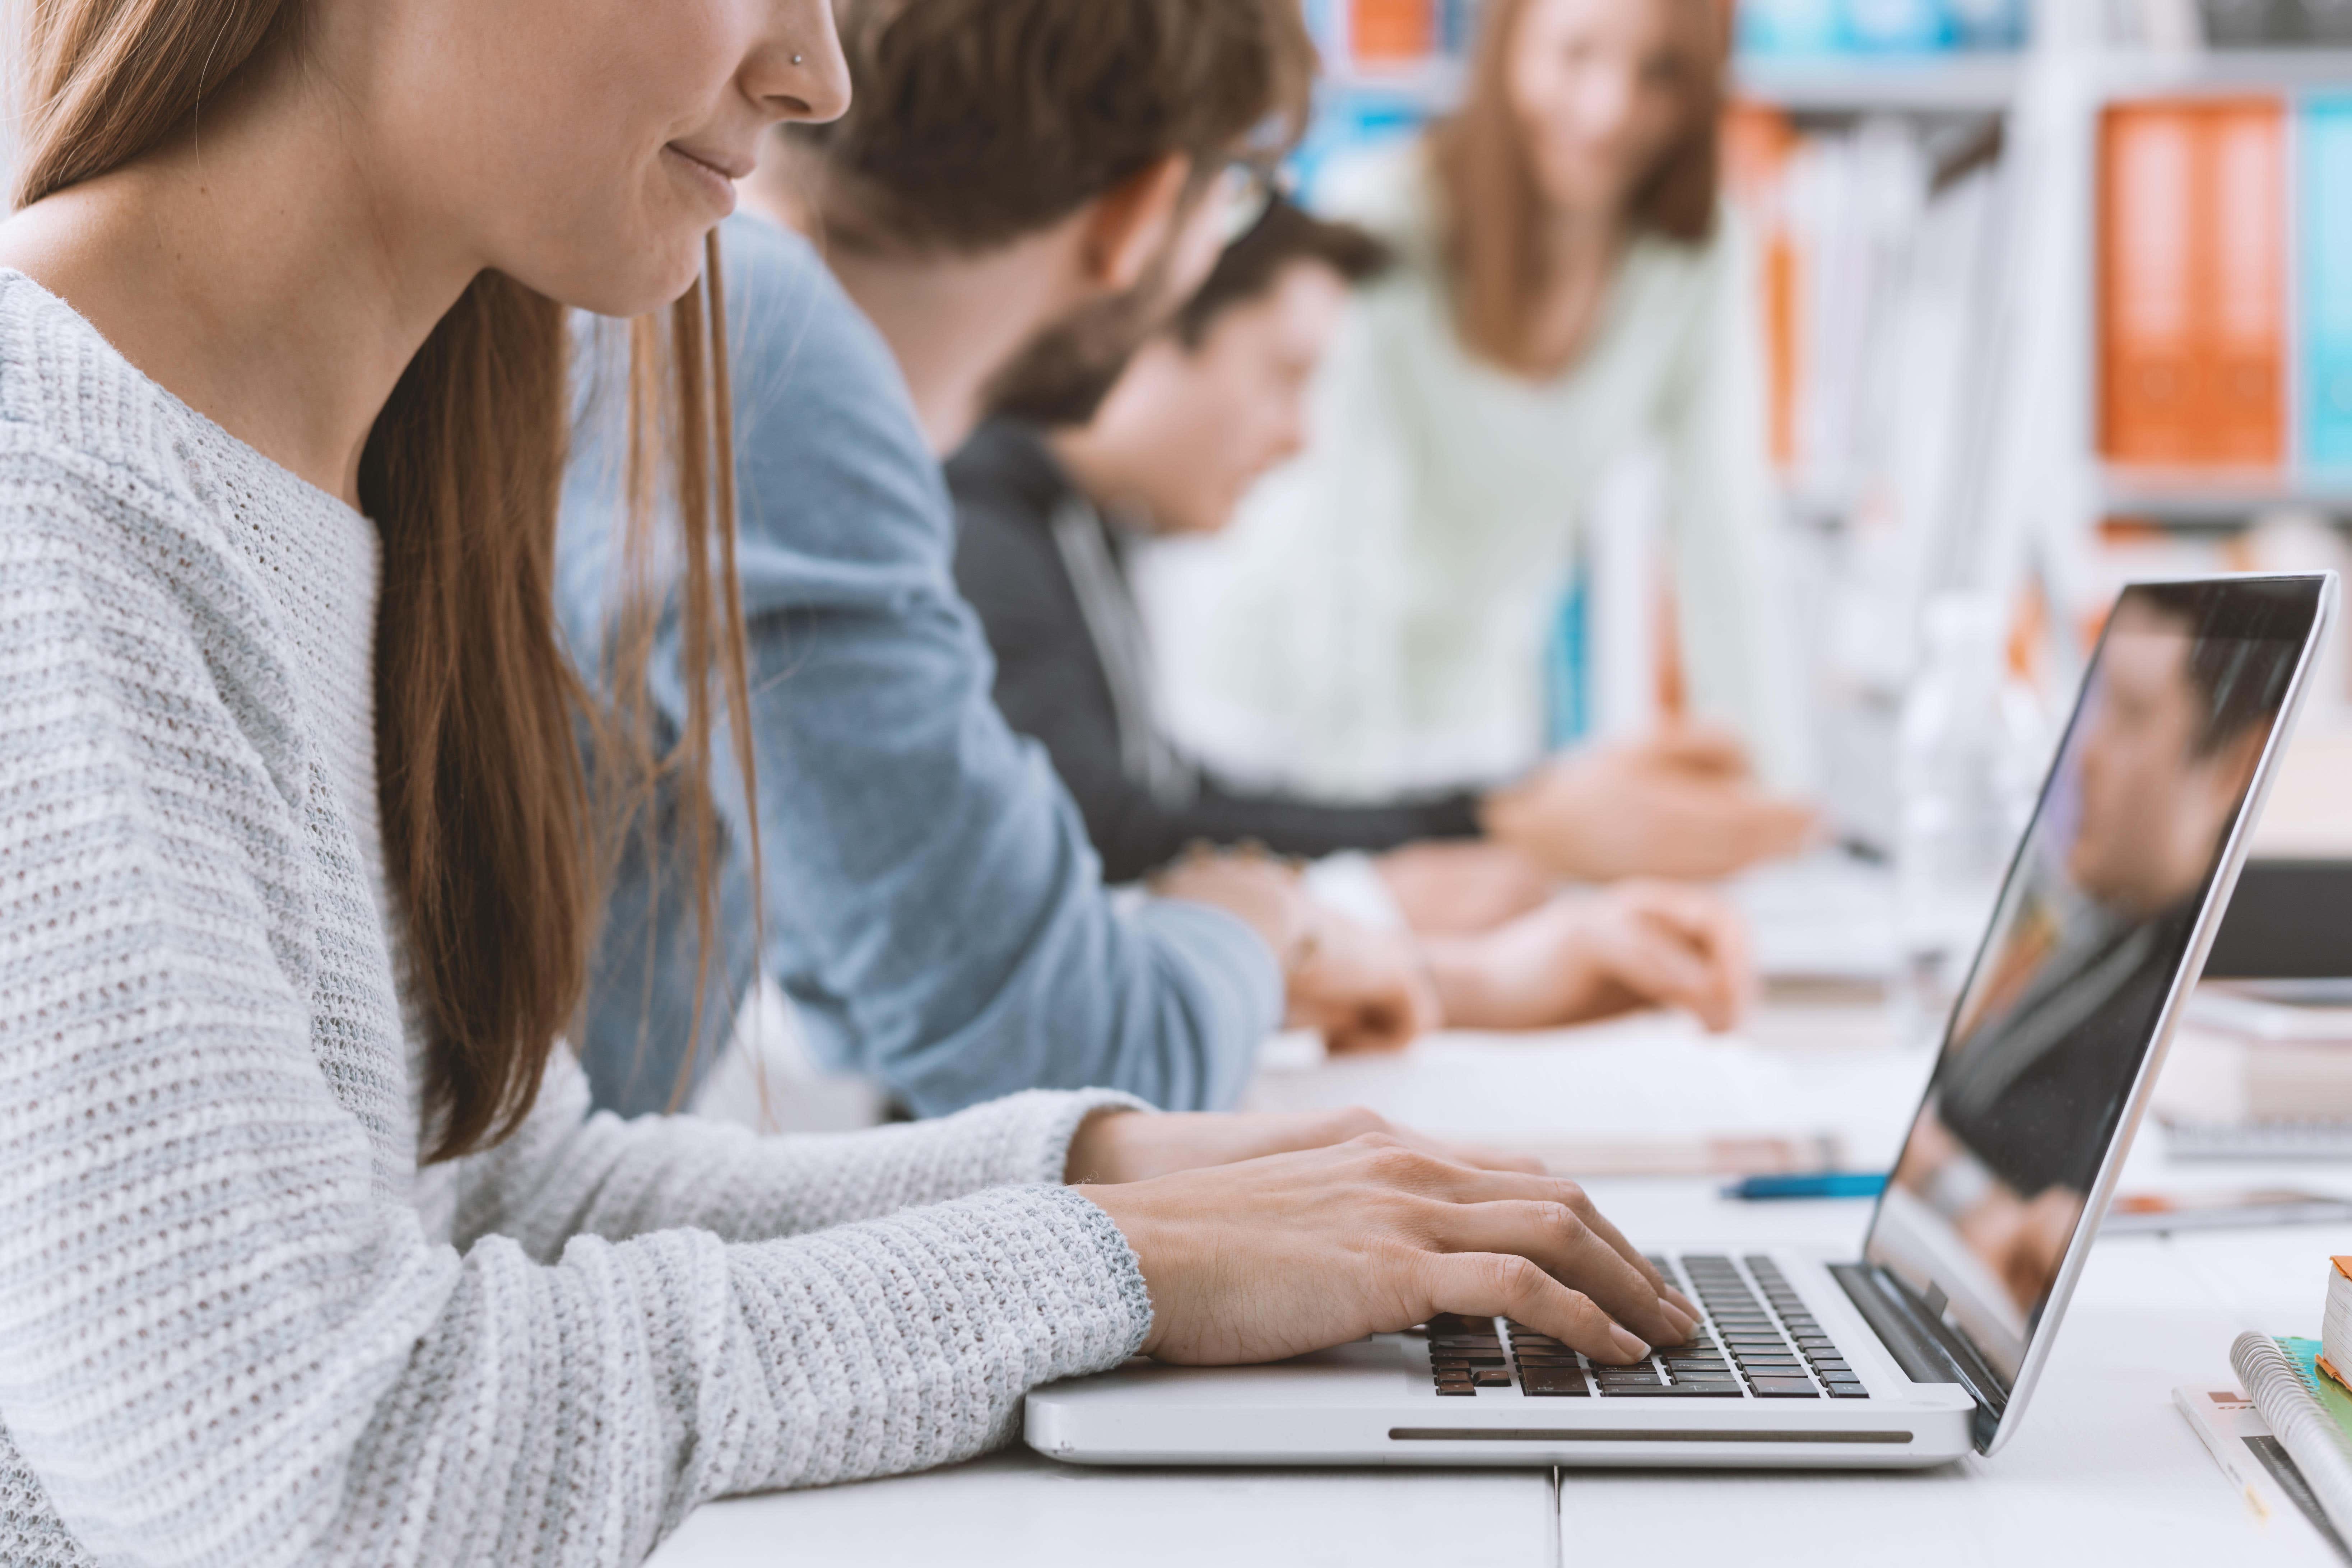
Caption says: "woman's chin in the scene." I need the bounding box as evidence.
[536,243,715,320]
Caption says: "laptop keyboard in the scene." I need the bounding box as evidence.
[1425,1254,1867,1400]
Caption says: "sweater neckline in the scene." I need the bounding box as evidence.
[0,268,375,533]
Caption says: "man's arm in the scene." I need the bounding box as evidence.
[561,215,1281,1117]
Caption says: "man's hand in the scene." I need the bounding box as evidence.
[1423,881,1755,1033]
[1481,725,1817,883]
[1064,1105,1544,1185]
[1152,850,1440,1055]
[1284,905,1441,1054]
[1374,840,1560,936]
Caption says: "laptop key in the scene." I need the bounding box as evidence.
[1748,1378,1821,1398]
[1523,1376,1590,1397]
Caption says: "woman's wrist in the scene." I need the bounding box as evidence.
[1064,1105,1144,1185]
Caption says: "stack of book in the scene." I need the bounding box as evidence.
[2181,1264,2352,1557]
[2154,980,2352,1158]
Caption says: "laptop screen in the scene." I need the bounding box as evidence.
[1864,577,2326,1393]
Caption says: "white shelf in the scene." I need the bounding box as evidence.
[2101,467,2352,520]
[1322,60,1461,110]
[1733,53,2022,113]
[1324,53,2027,116]
[2094,47,2352,100]
[1325,47,2352,120]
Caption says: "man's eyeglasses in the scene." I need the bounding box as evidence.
[1214,156,1288,244]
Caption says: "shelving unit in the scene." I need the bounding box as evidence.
[2101,467,2352,519]
[1279,3,2352,837]
[1735,52,2023,112]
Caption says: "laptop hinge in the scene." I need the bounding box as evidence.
[1830,1262,2007,1452]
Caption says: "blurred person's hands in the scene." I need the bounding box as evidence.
[1423,880,1754,1033]
[1374,840,1561,936]
[1079,1138,1700,1365]
[1285,906,1441,1053]
[1479,725,1817,883]
[1153,848,1440,1056]
[1064,1105,1543,1184]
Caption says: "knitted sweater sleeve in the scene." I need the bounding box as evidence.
[0,484,1152,1568]
[448,1056,1148,1253]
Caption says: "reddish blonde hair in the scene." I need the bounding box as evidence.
[1428,0,1729,374]
[15,0,758,1161]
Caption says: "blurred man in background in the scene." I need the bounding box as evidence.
[952,197,1754,1033]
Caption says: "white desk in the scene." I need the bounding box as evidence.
[651,1001,2352,1568]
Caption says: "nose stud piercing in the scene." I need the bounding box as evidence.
[792,53,804,64]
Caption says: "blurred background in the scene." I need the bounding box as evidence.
[1138,0,2352,872]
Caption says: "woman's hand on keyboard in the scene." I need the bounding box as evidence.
[1065,1105,1544,1185]
[1079,1136,1702,1366]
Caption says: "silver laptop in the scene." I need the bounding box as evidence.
[1028,573,2339,1470]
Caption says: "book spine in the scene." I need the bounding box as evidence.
[2102,104,2202,465]
[2232,1332,2352,1541]
[2305,95,2352,470]
[1721,105,1806,470]
[2206,98,2288,467]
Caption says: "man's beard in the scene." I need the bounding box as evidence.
[983,242,1181,429]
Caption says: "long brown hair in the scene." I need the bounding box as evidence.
[15,0,757,1163]
[1429,0,1727,374]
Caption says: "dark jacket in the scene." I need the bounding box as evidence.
[947,419,1481,884]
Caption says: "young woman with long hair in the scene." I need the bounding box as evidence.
[0,1,1692,1562]
[1162,0,1817,883]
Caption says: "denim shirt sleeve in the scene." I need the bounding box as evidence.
[557,215,1280,1118]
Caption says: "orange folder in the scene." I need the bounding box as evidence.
[1349,0,1435,62]
[2204,99,2286,466]
[2100,98,2285,469]
[1722,103,1804,470]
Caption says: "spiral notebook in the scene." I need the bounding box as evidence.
[2177,1335,2352,1564]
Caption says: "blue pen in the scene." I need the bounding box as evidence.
[1724,1172,1888,1201]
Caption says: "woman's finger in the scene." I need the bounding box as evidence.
[1421,1136,1546,1175]
[1385,1157,1691,1331]
[1417,1252,1653,1365]
[1430,1197,1693,1348]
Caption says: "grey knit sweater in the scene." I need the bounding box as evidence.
[0,273,1155,1568]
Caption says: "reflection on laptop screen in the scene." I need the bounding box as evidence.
[1866,578,2320,1386]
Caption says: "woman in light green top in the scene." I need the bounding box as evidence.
[1166,0,1813,880]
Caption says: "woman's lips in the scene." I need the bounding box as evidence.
[664,143,747,214]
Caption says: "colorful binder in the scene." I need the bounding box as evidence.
[2100,98,2287,469]
[2304,95,2352,469]
[1346,0,1435,62]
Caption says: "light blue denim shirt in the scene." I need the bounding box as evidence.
[556,214,1280,1118]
